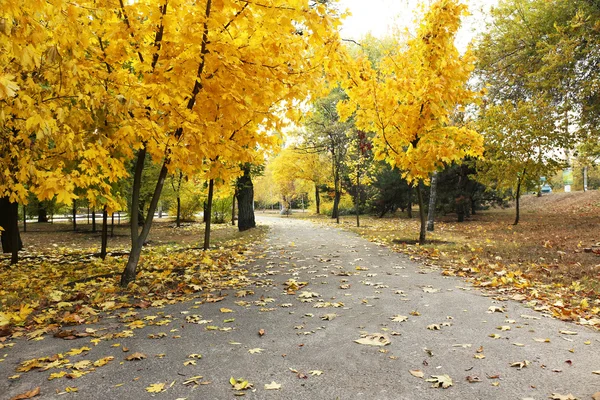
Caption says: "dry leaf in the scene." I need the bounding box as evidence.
[510,360,530,370]
[258,329,265,337]
[466,375,481,383]
[549,394,578,400]
[309,370,323,376]
[248,348,263,354]
[592,392,600,400]
[125,352,146,361]
[427,324,441,330]
[409,370,424,378]
[559,330,578,335]
[425,374,453,389]
[488,306,505,313]
[321,313,337,321]
[145,383,165,393]
[264,381,281,390]
[10,387,40,400]
[390,315,408,322]
[354,333,391,346]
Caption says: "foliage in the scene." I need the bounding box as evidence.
[319,194,355,217]
[339,0,483,183]
[367,162,412,217]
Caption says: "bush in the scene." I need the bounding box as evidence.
[319,194,356,216]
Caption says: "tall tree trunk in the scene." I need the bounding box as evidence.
[101,206,108,260]
[202,201,207,223]
[583,166,588,192]
[37,202,48,223]
[120,148,169,287]
[426,172,438,232]
[315,185,320,214]
[231,192,236,226]
[91,207,96,233]
[111,213,115,238]
[22,204,26,233]
[236,165,256,231]
[0,197,22,264]
[416,182,427,245]
[355,173,360,227]
[514,171,525,226]
[407,184,413,218]
[203,179,214,250]
[332,190,341,223]
[176,196,181,227]
[72,200,77,231]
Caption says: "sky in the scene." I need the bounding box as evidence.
[336,0,498,51]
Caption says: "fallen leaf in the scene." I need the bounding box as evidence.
[474,354,486,359]
[534,338,550,343]
[309,370,323,376]
[220,308,233,313]
[125,352,146,361]
[466,375,481,383]
[427,324,441,331]
[258,329,265,337]
[489,334,502,339]
[390,315,408,322]
[72,360,91,370]
[188,354,202,359]
[592,370,600,375]
[488,306,505,313]
[321,314,337,321]
[354,333,391,346]
[264,381,281,390]
[593,392,600,400]
[182,376,203,386]
[145,383,165,393]
[229,377,252,391]
[559,330,578,335]
[10,387,40,400]
[549,394,578,400]
[510,360,530,370]
[248,348,263,354]
[512,343,525,347]
[409,370,424,378]
[426,374,453,389]
[183,360,196,366]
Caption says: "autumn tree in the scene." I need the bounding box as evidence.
[476,99,568,225]
[339,0,483,243]
[301,88,353,222]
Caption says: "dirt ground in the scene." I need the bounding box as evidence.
[11,218,243,255]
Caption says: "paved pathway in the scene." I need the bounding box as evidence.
[2,216,599,399]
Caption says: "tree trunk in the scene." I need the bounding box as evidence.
[514,173,524,226]
[407,184,413,218]
[0,197,22,264]
[111,213,115,238]
[203,179,214,250]
[101,206,108,260]
[202,201,207,223]
[236,165,256,232]
[72,200,77,231]
[120,148,169,287]
[231,192,236,226]
[91,207,96,232]
[583,166,588,192]
[332,190,341,223]
[37,202,48,223]
[176,196,181,227]
[426,172,438,232]
[417,182,427,245]
[315,185,320,214]
[355,173,360,227]
[22,204,26,233]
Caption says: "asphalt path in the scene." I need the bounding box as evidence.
[2,216,599,399]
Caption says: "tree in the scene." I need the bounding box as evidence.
[236,164,256,232]
[340,0,483,243]
[302,88,352,222]
[476,99,567,225]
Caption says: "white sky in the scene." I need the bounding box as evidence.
[336,0,498,51]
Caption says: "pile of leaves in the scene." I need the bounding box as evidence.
[0,227,267,338]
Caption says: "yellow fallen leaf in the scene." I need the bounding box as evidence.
[145,383,166,393]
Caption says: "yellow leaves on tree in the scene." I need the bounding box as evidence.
[339,0,484,184]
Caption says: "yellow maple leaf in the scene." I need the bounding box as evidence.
[145,383,166,393]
